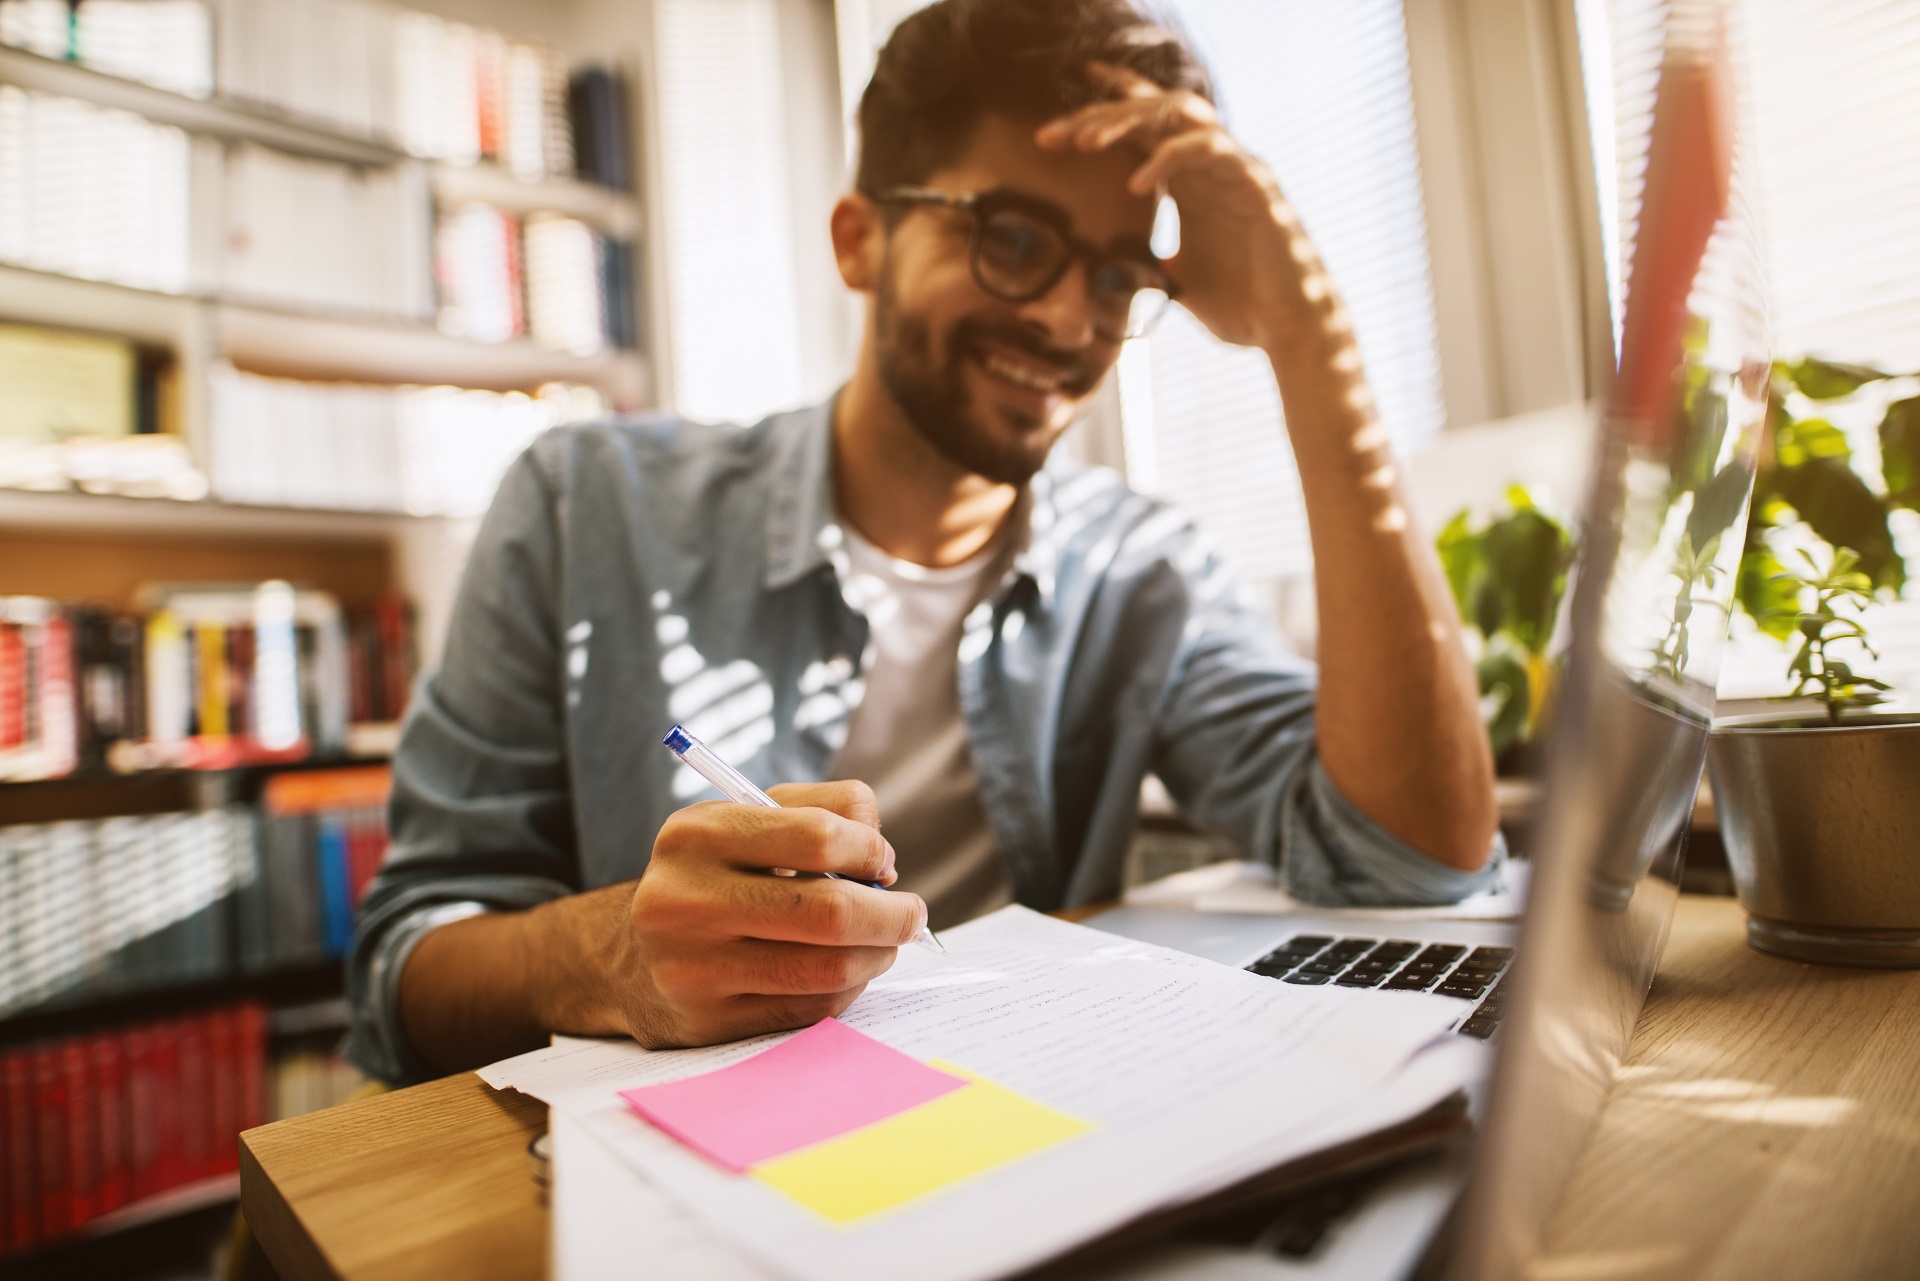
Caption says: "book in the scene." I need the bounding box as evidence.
[567,66,631,191]
[0,84,194,294]
[0,1002,271,1256]
[0,322,138,443]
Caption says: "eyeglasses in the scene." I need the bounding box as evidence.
[871,184,1177,343]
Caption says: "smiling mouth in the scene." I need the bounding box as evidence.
[977,347,1073,395]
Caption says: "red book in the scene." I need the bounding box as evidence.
[375,594,414,721]
[126,1022,183,1200]
[92,1034,130,1216]
[34,610,78,778]
[175,1016,213,1183]
[234,1004,268,1134]
[0,623,23,748]
[346,815,388,908]
[30,1044,71,1238]
[206,1010,238,1176]
[60,1040,99,1226]
[5,1048,37,1252]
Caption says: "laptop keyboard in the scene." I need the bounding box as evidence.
[1244,935,1515,1038]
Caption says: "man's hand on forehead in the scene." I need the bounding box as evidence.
[1032,60,1343,358]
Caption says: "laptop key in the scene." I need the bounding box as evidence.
[1364,942,1419,964]
[1282,935,1335,954]
[1436,976,1491,999]
[1384,970,1440,991]
[1284,972,1333,985]
[1458,1015,1499,1039]
[1335,970,1387,987]
[1470,946,1515,964]
[1299,959,1349,975]
[1413,944,1467,964]
[1248,960,1296,979]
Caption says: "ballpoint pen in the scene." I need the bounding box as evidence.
[662,724,948,954]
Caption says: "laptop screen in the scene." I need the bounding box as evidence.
[1450,2,1767,1275]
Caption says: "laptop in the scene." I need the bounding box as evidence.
[1082,3,1761,1276]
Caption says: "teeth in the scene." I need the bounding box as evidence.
[981,351,1066,393]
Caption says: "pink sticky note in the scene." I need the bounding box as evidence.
[618,1018,966,1172]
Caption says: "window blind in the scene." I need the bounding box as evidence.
[1120,0,1445,590]
[653,0,807,424]
[1582,0,1920,703]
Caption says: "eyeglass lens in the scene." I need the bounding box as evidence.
[975,208,1169,341]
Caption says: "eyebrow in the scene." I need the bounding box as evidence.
[986,186,1161,260]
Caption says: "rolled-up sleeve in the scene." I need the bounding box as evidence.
[344,448,583,1084]
[1148,550,1501,908]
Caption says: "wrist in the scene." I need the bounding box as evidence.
[522,885,632,1038]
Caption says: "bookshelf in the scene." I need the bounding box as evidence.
[0,0,657,1265]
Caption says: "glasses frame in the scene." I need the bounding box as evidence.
[871,183,1177,342]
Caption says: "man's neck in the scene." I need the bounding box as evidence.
[832,357,1019,569]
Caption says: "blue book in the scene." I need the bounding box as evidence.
[316,817,354,960]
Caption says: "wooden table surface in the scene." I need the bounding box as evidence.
[241,895,1920,1281]
[1530,894,1920,1281]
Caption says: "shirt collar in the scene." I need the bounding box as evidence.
[761,394,1088,611]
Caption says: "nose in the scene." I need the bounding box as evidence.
[1016,256,1098,349]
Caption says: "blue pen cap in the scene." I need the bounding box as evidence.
[662,724,695,754]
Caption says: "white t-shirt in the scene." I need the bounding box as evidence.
[830,524,1012,930]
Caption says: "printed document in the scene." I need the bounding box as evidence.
[481,906,1468,1281]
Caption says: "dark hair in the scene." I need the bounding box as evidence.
[854,0,1213,195]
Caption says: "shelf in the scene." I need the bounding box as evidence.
[0,46,404,167]
[81,1172,242,1239]
[1,961,346,1047]
[217,302,650,398]
[433,163,642,236]
[0,487,426,539]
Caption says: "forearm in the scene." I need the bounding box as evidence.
[396,882,630,1076]
[1265,323,1496,871]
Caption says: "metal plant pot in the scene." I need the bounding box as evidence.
[1707,713,1920,967]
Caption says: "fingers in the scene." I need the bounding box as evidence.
[659,797,895,882]
[713,939,900,997]
[688,987,871,1048]
[768,779,880,830]
[722,873,928,949]
[1128,128,1242,196]
[1035,63,1216,156]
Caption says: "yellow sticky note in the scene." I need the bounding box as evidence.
[751,1063,1092,1224]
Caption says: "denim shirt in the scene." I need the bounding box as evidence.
[344,400,1499,1083]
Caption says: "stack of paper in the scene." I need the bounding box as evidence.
[480,906,1487,1281]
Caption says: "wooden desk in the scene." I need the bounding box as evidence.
[240,895,1920,1281]
[1530,895,1920,1281]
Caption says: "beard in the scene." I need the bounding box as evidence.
[872,257,1104,486]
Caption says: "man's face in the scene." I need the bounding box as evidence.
[869,114,1158,485]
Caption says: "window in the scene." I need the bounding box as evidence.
[1118,0,1446,594]
[655,0,848,425]
[1583,0,1920,702]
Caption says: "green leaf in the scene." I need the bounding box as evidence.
[1479,506,1574,654]
[1435,510,1483,627]
[1880,396,1920,510]
[1778,357,1895,400]
[1741,544,1804,639]
[1686,460,1756,550]
[1773,457,1906,592]
[1477,650,1531,758]
[1774,417,1851,469]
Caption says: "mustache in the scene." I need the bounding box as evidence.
[952,315,1104,396]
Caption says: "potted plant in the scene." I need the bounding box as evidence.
[1436,485,1576,773]
[1708,357,1920,967]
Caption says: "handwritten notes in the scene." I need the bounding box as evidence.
[617,1019,965,1172]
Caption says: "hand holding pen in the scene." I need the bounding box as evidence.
[664,725,947,954]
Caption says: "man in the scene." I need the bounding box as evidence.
[345,0,1499,1084]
